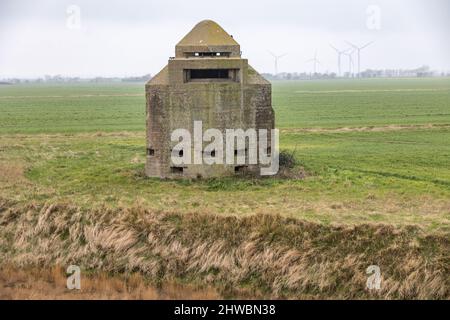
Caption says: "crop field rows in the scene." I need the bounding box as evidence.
[1,78,449,229]
[0,78,449,299]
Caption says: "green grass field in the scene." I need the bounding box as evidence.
[1,78,449,299]
[1,78,449,133]
[0,78,449,233]
[274,78,450,128]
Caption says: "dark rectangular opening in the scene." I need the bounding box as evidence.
[185,69,239,82]
[147,148,155,156]
[235,165,248,173]
[190,69,229,79]
[170,167,184,174]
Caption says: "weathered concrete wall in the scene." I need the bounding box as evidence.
[145,65,274,178]
[145,21,274,178]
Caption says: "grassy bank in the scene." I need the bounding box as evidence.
[0,198,448,299]
[1,79,449,298]
[1,129,449,233]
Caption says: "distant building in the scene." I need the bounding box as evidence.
[145,20,274,178]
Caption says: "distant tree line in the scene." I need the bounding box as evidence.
[2,65,450,84]
[262,72,337,80]
[262,65,449,80]
[0,74,152,84]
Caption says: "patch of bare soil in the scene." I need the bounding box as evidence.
[0,266,220,300]
[0,162,28,184]
[282,124,450,133]
[295,89,449,94]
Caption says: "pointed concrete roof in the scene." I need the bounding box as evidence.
[177,20,239,47]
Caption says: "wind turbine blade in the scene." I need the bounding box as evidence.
[345,41,357,49]
[278,53,288,59]
[268,51,276,58]
[342,47,352,54]
[329,44,339,52]
[360,41,374,50]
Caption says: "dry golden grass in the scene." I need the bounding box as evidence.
[281,124,450,133]
[0,132,448,234]
[0,198,448,299]
[0,162,27,184]
[0,265,219,300]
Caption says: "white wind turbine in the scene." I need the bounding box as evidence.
[268,51,287,76]
[342,48,355,77]
[346,41,373,77]
[305,50,321,74]
[330,44,348,77]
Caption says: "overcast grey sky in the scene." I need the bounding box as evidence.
[0,0,449,78]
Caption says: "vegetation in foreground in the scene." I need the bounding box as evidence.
[0,128,448,233]
[0,264,220,300]
[0,78,449,298]
[0,199,448,299]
